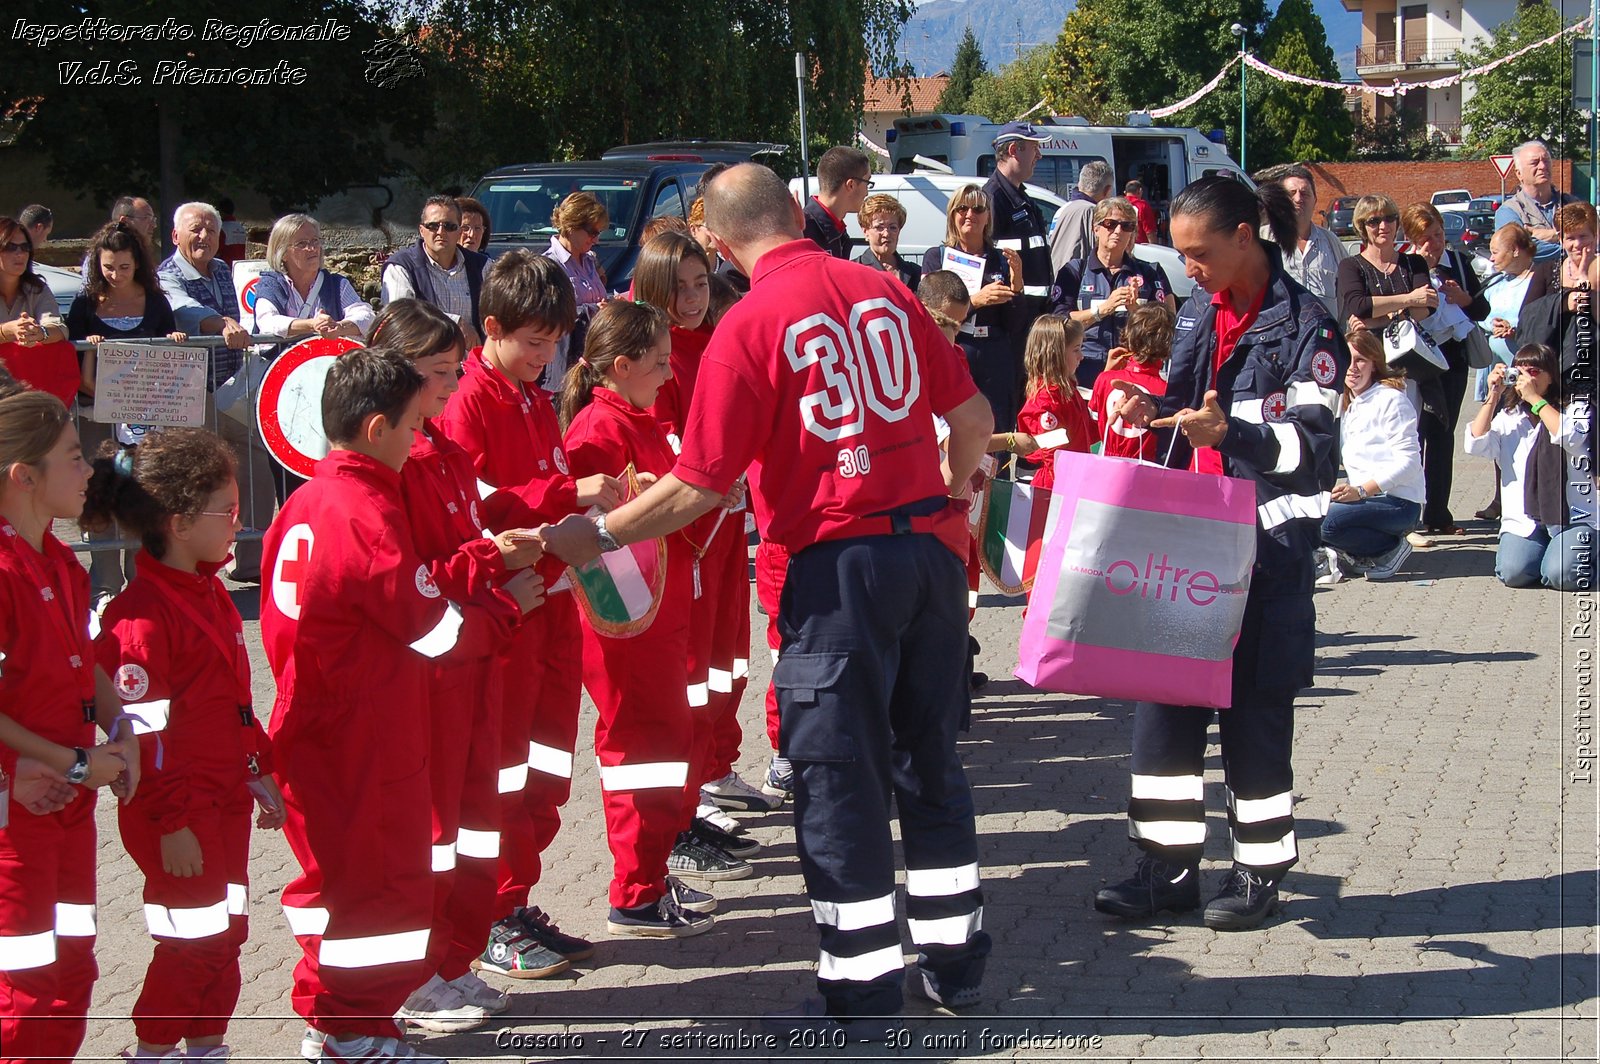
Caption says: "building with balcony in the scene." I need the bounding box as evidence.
[1342,0,1520,143]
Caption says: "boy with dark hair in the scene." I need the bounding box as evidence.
[436,250,617,978]
[263,348,519,1063]
[804,146,871,259]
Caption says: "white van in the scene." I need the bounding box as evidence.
[886,113,1247,226]
[788,172,1196,301]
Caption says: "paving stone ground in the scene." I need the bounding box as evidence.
[70,452,1596,1063]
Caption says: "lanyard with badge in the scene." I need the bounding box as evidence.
[142,571,277,810]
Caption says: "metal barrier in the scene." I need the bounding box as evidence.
[67,334,290,557]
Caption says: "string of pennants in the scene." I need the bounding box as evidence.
[1142,15,1592,119]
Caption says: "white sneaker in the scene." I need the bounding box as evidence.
[444,971,509,1014]
[701,772,782,812]
[1365,538,1413,581]
[694,803,746,835]
[185,1048,232,1062]
[394,973,489,1033]
[1314,547,1344,587]
[303,1030,447,1063]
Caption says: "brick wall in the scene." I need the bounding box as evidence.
[1305,159,1577,223]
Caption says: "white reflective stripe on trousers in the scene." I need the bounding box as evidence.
[431,843,457,872]
[707,668,734,694]
[817,944,904,982]
[810,893,895,931]
[0,930,56,971]
[733,657,749,679]
[1131,773,1204,802]
[408,603,464,659]
[319,927,430,968]
[498,763,530,794]
[55,902,97,936]
[1130,819,1207,846]
[281,904,331,937]
[687,682,710,707]
[1230,790,1294,823]
[1233,834,1298,867]
[907,909,984,945]
[456,828,501,859]
[527,741,573,779]
[904,862,980,897]
[226,883,249,915]
[145,899,230,940]
[597,760,689,791]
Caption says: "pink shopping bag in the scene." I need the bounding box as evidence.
[1015,449,1258,709]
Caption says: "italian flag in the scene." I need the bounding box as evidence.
[567,466,668,637]
[977,479,1063,597]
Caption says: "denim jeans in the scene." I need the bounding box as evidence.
[1497,525,1597,591]
[1321,495,1422,559]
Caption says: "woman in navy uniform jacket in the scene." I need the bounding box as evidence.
[1099,176,1348,932]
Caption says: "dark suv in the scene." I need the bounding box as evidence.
[469,160,710,292]
[602,140,788,166]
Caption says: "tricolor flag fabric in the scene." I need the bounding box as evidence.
[567,466,668,637]
[975,478,1064,597]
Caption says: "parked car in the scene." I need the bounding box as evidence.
[1461,211,1496,253]
[1469,195,1503,213]
[39,262,82,318]
[602,140,788,168]
[469,159,712,292]
[788,171,1197,302]
[1327,196,1360,238]
[1431,188,1472,214]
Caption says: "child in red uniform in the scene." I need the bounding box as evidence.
[634,233,772,843]
[0,390,139,1064]
[367,301,549,1030]
[435,250,612,978]
[262,349,519,1064]
[1017,314,1094,491]
[561,300,736,937]
[1089,302,1176,462]
[85,428,286,1063]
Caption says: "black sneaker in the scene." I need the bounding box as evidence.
[512,906,595,962]
[1093,855,1201,919]
[667,831,752,882]
[908,968,982,1009]
[691,816,760,858]
[665,875,717,914]
[606,890,715,938]
[476,917,571,978]
[1203,866,1280,931]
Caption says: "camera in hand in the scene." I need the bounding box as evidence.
[1504,367,1519,387]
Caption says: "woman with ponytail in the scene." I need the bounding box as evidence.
[1100,175,1348,933]
[561,300,741,939]
[0,391,141,1062]
[83,427,284,1062]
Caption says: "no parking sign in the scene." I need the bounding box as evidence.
[256,335,364,479]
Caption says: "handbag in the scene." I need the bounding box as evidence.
[214,349,270,426]
[1015,449,1258,709]
[1382,316,1448,381]
[1461,325,1495,369]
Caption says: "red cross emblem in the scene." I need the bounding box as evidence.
[1264,392,1288,423]
[272,524,315,621]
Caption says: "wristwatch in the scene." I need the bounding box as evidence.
[64,747,90,785]
[593,513,621,554]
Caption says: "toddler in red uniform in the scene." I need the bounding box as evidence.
[435,250,613,978]
[0,389,139,1064]
[367,300,549,1031]
[1017,314,1094,491]
[635,233,772,842]
[560,300,736,937]
[85,428,286,1063]
[262,349,519,1064]
[1089,302,1176,462]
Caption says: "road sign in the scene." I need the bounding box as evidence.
[1491,155,1516,179]
[256,335,363,479]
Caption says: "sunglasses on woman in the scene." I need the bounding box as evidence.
[1099,219,1138,233]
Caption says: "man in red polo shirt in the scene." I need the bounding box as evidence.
[539,163,995,1029]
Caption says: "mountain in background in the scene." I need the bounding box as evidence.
[901,0,1360,80]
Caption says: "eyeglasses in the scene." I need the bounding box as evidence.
[197,504,240,521]
[290,240,323,253]
[421,221,460,233]
[1364,215,1399,228]
[955,204,988,215]
[1099,219,1138,233]
[0,242,28,255]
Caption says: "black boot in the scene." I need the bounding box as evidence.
[1202,865,1281,930]
[1093,855,1200,919]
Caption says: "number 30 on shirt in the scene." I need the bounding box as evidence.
[785,300,923,469]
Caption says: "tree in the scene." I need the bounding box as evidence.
[1349,108,1451,161]
[1458,0,1585,158]
[937,26,988,113]
[964,44,1075,124]
[1252,0,1352,167]
[0,0,436,213]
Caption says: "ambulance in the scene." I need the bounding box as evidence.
[885,113,1249,224]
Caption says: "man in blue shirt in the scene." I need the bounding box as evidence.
[1494,140,1577,261]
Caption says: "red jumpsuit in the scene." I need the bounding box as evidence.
[399,425,528,981]
[96,551,269,1047]
[650,323,752,788]
[1018,382,1095,491]
[0,522,98,1064]
[262,451,516,1037]
[753,535,788,752]
[564,387,694,909]
[1089,360,1168,461]
[436,352,583,919]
